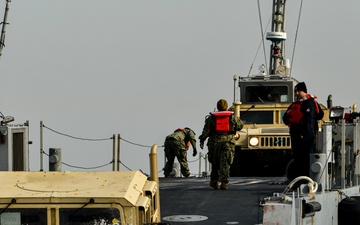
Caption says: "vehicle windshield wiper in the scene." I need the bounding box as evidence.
[70,198,95,216]
[0,198,16,215]
[241,105,255,116]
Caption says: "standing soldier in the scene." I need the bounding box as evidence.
[283,82,323,179]
[163,127,197,178]
[199,99,243,190]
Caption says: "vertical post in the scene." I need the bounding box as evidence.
[205,153,209,176]
[233,75,237,103]
[40,121,43,171]
[341,119,346,188]
[26,120,30,171]
[117,134,121,171]
[0,0,11,59]
[112,134,115,171]
[149,144,161,222]
[198,152,202,177]
[234,101,242,118]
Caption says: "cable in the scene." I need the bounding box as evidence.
[62,161,112,170]
[43,124,112,141]
[43,151,112,170]
[248,11,271,76]
[119,136,154,148]
[290,0,304,77]
[44,123,163,148]
[257,0,268,74]
[282,176,318,195]
[187,158,200,163]
[119,161,132,171]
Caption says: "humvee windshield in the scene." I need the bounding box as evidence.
[60,208,121,225]
[244,85,289,103]
[0,209,47,225]
[240,111,273,124]
[240,110,288,124]
[0,208,121,225]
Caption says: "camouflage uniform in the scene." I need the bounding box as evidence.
[163,128,197,177]
[199,99,243,189]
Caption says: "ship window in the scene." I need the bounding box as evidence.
[240,111,273,124]
[0,209,47,225]
[60,208,121,225]
[244,85,289,103]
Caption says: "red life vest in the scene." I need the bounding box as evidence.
[287,102,303,125]
[286,95,322,125]
[174,128,191,149]
[211,111,234,134]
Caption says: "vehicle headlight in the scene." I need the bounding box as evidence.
[249,137,259,146]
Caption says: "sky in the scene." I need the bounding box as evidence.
[0,0,360,176]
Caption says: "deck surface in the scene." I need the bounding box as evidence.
[159,176,287,225]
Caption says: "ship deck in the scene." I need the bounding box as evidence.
[159,176,288,225]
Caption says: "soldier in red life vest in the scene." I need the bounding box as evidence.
[283,82,324,180]
[199,99,243,190]
[163,127,197,178]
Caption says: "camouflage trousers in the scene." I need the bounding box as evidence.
[163,138,190,177]
[210,141,235,183]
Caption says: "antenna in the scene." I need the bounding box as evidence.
[266,0,287,75]
[0,0,11,60]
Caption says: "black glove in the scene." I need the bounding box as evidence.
[193,149,197,157]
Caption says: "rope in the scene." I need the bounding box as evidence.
[120,161,132,171]
[120,136,158,148]
[43,125,112,141]
[283,176,318,195]
[290,0,304,76]
[43,151,112,170]
[43,123,163,148]
[248,6,271,76]
[41,123,166,172]
[257,0,268,74]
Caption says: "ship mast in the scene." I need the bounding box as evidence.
[266,0,288,76]
[0,0,11,61]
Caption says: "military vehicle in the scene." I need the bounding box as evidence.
[230,0,329,177]
[0,117,167,225]
[0,116,167,225]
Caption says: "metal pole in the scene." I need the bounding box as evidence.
[0,0,11,59]
[198,152,202,177]
[26,120,30,171]
[40,120,43,171]
[341,119,346,188]
[112,134,115,171]
[149,144,161,222]
[234,101,242,118]
[205,153,209,176]
[233,75,237,103]
[117,134,120,171]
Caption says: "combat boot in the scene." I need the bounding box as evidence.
[210,181,219,190]
[220,182,228,190]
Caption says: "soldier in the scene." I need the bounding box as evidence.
[199,99,243,190]
[283,82,323,179]
[163,127,197,178]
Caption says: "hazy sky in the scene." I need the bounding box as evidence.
[1,1,360,175]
